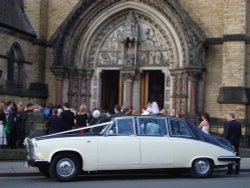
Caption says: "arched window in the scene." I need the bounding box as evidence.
[7,42,25,88]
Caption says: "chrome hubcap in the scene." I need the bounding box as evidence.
[56,158,75,177]
[195,159,210,175]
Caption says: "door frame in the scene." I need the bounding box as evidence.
[140,70,165,110]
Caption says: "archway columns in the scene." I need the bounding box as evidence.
[67,68,76,105]
[51,66,65,105]
[188,74,198,115]
[120,70,136,108]
[51,66,93,107]
[76,69,85,108]
[85,70,93,108]
[170,69,202,115]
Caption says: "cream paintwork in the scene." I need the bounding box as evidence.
[30,134,235,172]
[169,137,234,167]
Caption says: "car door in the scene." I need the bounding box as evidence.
[168,119,196,167]
[138,117,174,167]
[97,117,140,169]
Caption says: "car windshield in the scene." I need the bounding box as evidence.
[89,120,112,135]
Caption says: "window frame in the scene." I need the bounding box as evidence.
[136,116,168,136]
[107,117,136,136]
[168,119,194,138]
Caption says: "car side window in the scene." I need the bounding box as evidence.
[169,119,193,138]
[138,118,167,136]
[109,118,135,135]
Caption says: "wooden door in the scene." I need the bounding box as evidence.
[140,71,149,110]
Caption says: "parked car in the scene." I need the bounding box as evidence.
[24,115,240,182]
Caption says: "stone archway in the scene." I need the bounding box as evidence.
[51,0,206,114]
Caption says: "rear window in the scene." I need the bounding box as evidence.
[169,119,193,138]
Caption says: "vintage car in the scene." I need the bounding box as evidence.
[24,115,240,182]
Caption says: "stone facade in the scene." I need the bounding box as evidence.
[1,0,250,122]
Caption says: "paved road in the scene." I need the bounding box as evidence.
[4,159,250,177]
[0,172,250,188]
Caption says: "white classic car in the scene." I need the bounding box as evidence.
[24,116,240,182]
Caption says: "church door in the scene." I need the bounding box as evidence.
[101,70,120,113]
[140,70,164,110]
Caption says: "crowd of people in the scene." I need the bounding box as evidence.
[0,100,167,148]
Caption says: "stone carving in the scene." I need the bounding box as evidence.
[93,88,97,99]
[94,11,173,67]
[98,51,122,65]
[99,53,111,64]
[166,75,170,87]
[124,42,136,67]
[123,11,138,41]
[165,90,170,100]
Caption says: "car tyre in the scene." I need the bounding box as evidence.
[49,153,81,182]
[190,158,213,178]
[39,165,51,178]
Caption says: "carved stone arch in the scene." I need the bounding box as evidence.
[83,9,177,69]
[51,0,205,70]
[50,0,206,113]
[74,2,186,69]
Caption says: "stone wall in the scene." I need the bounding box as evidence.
[179,0,224,37]
[0,33,36,83]
[0,32,46,105]
[203,45,222,118]
[180,0,248,119]
[45,48,56,104]
[47,0,78,39]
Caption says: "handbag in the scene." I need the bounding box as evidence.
[4,122,11,134]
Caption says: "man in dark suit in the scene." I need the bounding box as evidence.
[224,112,242,175]
[60,103,75,131]
[46,108,63,134]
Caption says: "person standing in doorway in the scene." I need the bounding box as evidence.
[224,112,242,175]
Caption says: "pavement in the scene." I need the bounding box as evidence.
[0,158,250,177]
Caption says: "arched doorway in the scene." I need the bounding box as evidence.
[51,1,206,114]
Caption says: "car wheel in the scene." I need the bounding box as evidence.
[39,166,51,178]
[191,158,213,178]
[49,153,81,182]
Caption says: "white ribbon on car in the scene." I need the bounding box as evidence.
[31,121,112,139]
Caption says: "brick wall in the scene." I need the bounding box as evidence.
[47,0,78,39]
[203,45,222,117]
[223,0,246,35]
[0,33,45,106]
[180,0,248,119]
[179,0,224,37]
[45,48,56,104]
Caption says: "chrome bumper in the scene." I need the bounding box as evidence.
[27,159,49,167]
[218,156,241,162]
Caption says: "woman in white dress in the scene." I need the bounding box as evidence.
[198,113,210,134]
[151,101,160,115]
